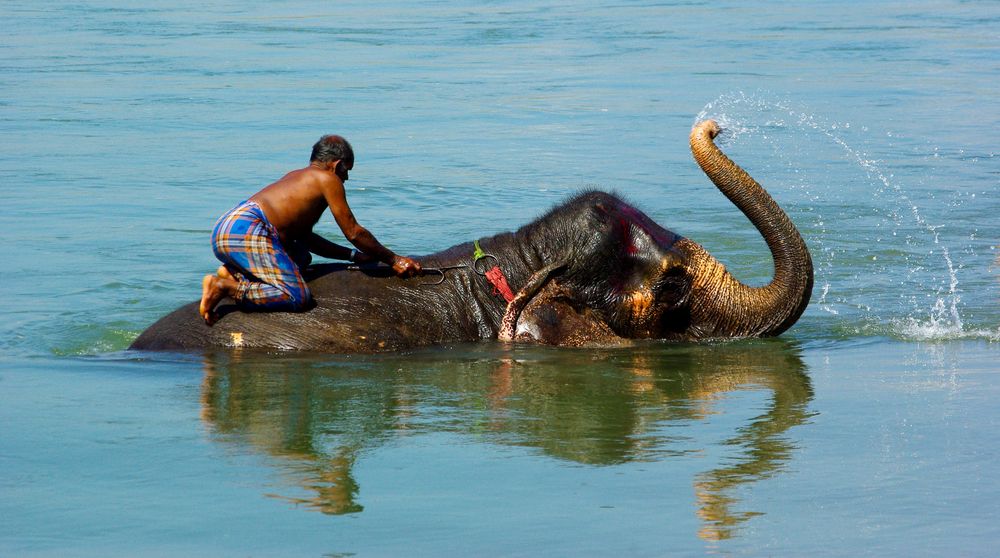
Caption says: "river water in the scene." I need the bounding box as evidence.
[2,1,998,556]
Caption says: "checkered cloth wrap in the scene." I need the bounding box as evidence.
[211,200,311,310]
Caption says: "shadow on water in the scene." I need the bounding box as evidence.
[198,340,813,541]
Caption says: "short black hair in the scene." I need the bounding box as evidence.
[310,135,354,167]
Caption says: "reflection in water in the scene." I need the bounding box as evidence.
[199,341,812,540]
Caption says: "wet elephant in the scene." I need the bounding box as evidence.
[130,120,813,353]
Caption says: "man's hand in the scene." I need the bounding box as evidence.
[392,255,422,278]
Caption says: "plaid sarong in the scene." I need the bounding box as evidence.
[211,199,311,310]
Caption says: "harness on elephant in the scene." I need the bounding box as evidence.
[473,240,515,302]
[344,240,515,299]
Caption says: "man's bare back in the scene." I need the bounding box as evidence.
[198,135,422,324]
[250,166,335,246]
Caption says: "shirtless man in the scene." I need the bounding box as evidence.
[198,135,422,325]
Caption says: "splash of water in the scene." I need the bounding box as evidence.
[696,92,995,342]
[49,324,140,356]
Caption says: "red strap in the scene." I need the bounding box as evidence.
[484,266,515,303]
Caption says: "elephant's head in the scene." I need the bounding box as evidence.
[519,120,814,342]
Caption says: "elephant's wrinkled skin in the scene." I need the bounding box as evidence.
[130,120,813,353]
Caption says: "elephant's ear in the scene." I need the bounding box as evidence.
[498,260,569,342]
[513,281,625,347]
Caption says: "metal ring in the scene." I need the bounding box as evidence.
[419,268,446,285]
[473,254,499,276]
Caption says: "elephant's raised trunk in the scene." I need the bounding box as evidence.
[679,120,813,337]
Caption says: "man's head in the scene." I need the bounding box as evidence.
[311,135,354,181]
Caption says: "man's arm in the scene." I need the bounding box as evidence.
[321,175,421,276]
[304,233,360,261]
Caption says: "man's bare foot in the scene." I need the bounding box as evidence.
[199,274,228,326]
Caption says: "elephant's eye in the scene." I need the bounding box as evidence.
[655,266,690,309]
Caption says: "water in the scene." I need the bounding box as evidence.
[2,0,998,555]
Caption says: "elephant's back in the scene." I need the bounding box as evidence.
[129,265,492,353]
[128,300,347,351]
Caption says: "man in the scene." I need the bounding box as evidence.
[198,135,422,325]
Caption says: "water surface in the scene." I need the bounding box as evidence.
[2,1,998,555]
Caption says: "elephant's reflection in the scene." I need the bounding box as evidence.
[200,341,812,540]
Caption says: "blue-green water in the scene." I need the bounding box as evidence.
[2,1,998,555]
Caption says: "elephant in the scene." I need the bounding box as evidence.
[129,120,813,353]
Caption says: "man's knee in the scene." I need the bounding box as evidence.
[283,284,312,311]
